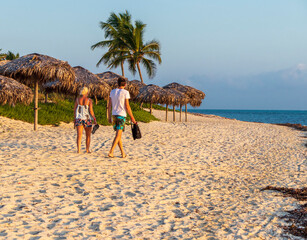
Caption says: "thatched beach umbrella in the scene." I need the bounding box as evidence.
[97,72,145,100]
[0,75,33,106]
[128,80,146,100]
[163,82,205,122]
[0,60,10,66]
[44,66,112,101]
[0,53,75,130]
[96,71,123,81]
[135,84,173,114]
[163,88,189,122]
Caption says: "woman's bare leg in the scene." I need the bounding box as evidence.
[109,129,123,157]
[76,125,84,153]
[85,127,92,153]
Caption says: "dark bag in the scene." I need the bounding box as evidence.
[131,123,142,140]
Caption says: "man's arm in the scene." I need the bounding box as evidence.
[125,99,136,124]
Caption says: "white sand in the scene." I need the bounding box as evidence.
[0,110,306,239]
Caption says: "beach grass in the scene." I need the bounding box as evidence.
[0,99,158,126]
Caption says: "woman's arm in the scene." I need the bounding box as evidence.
[88,99,97,124]
[125,99,136,124]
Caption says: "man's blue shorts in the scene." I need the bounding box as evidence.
[112,115,126,131]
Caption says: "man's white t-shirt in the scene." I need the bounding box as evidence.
[110,88,130,117]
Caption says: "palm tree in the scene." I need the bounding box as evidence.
[5,51,20,60]
[0,49,6,61]
[91,11,132,77]
[110,20,162,84]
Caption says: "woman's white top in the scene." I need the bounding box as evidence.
[75,104,91,120]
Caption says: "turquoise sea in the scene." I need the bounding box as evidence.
[188,109,307,126]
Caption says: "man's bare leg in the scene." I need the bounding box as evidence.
[109,129,123,157]
[118,138,126,158]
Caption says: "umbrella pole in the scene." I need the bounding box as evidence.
[34,80,38,131]
[173,105,176,122]
[106,98,109,120]
[185,104,188,122]
[166,104,168,122]
[180,104,182,122]
[150,102,153,114]
[45,92,48,103]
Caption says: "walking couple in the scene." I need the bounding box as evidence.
[74,77,137,156]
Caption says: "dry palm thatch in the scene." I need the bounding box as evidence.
[0,53,75,87]
[96,72,145,99]
[0,53,75,130]
[136,84,174,114]
[164,82,205,122]
[0,60,10,66]
[74,66,111,100]
[163,82,205,107]
[44,67,112,100]
[126,80,146,100]
[96,71,123,81]
[0,75,33,106]
[163,88,190,122]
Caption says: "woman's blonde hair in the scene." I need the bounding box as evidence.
[80,87,89,96]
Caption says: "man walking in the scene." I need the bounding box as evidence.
[108,77,137,158]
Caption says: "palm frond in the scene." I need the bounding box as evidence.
[141,57,156,78]
[91,40,113,50]
[143,51,162,64]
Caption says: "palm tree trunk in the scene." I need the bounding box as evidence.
[166,104,168,121]
[173,105,176,122]
[45,92,48,103]
[137,62,144,84]
[185,104,188,122]
[180,104,182,122]
[34,80,38,131]
[121,61,125,77]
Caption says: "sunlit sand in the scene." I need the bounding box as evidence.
[0,111,306,239]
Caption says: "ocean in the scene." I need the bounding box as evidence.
[188,109,307,126]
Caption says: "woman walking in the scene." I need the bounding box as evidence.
[108,77,137,158]
[74,87,97,153]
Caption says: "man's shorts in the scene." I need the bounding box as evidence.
[113,115,126,131]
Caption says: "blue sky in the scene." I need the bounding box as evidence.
[1,0,307,110]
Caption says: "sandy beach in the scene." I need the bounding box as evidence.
[0,110,306,239]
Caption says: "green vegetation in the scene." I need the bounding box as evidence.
[5,51,20,60]
[0,99,158,126]
[0,49,6,60]
[91,10,162,83]
[0,49,20,60]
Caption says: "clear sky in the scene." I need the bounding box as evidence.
[1,0,307,110]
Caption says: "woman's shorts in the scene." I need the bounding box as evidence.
[113,115,126,131]
[75,119,93,128]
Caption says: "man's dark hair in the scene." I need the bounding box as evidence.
[118,77,126,87]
